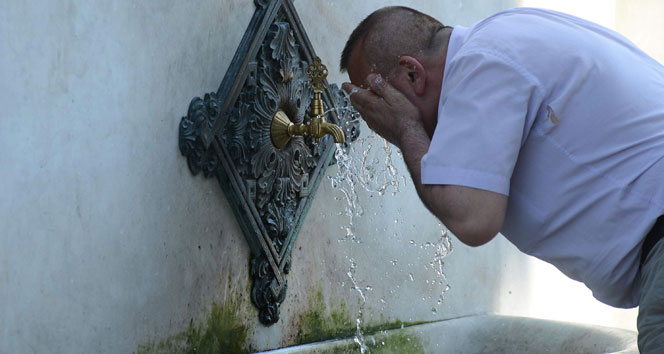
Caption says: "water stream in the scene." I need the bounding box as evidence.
[325,93,452,353]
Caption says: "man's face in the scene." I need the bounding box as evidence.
[346,44,437,137]
[346,44,417,106]
[346,42,409,98]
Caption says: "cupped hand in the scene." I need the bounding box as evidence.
[341,73,422,148]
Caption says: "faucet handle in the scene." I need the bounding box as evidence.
[306,57,328,92]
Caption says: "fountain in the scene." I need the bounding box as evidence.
[176,1,638,353]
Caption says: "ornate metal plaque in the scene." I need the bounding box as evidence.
[178,0,359,325]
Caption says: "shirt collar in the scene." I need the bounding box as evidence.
[443,25,470,83]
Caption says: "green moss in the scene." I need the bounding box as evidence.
[294,290,355,344]
[368,331,426,354]
[136,299,249,354]
[138,283,432,354]
[184,301,249,353]
[316,342,359,354]
[292,330,426,354]
[293,290,430,352]
[363,319,404,334]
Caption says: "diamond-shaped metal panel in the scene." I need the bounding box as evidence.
[178,0,359,325]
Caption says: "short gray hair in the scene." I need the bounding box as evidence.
[340,6,446,75]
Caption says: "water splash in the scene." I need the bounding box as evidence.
[329,142,362,243]
[347,258,369,354]
[328,140,406,244]
[326,88,405,226]
[421,224,454,305]
[326,103,404,351]
[325,91,452,353]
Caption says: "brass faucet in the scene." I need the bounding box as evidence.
[271,57,346,149]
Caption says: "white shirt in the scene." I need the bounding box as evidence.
[421,8,664,307]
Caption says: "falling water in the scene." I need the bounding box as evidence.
[325,90,452,352]
[347,258,369,353]
[425,224,454,306]
[329,135,406,243]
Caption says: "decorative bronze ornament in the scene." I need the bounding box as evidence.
[178,0,359,325]
[270,58,346,149]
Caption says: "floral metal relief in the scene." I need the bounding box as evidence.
[178,0,359,325]
[233,20,315,255]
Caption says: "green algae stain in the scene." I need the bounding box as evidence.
[184,301,249,354]
[294,290,355,344]
[368,331,425,354]
[138,284,430,354]
[301,331,426,354]
[292,290,428,353]
[136,299,249,354]
[369,331,426,354]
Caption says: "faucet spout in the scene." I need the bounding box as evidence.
[321,121,346,144]
[269,57,347,148]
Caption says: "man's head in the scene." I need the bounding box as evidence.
[340,6,444,78]
[340,6,451,134]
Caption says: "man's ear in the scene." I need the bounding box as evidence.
[395,56,426,96]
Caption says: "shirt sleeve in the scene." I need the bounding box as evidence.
[421,49,538,196]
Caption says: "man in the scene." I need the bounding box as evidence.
[340,6,664,352]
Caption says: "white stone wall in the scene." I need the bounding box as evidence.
[1,1,645,353]
[1,1,256,353]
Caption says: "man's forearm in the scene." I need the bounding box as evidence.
[396,121,449,226]
[397,120,432,195]
[341,73,504,245]
[396,121,506,246]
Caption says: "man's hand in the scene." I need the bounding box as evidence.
[342,75,506,247]
[342,74,422,148]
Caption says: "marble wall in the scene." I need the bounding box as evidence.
[1,1,642,353]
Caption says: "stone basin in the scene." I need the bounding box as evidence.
[262,315,638,354]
